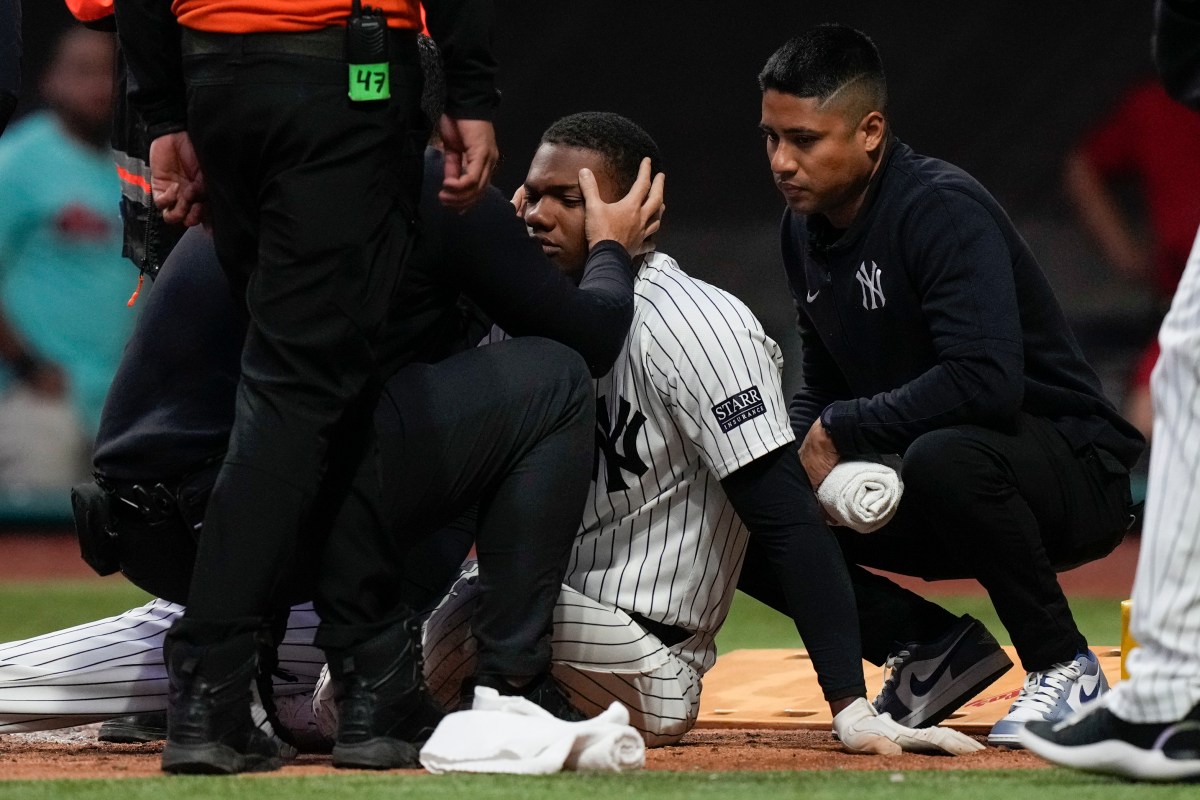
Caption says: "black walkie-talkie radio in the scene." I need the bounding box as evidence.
[346,0,390,102]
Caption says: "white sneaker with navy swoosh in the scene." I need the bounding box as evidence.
[988,650,1109,748]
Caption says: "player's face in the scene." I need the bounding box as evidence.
[522,143,622,281]
[760,89,883,228]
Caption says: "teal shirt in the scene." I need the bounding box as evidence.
[0,112,139,437]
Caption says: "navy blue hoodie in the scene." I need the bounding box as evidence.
[782,136,1144,469]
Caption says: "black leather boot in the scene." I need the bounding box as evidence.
[161,631,282,774]
[328,617,445,769]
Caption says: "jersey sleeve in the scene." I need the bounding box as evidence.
[642,281,795,481]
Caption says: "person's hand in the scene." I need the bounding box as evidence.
[438,116,499,212]
[148,131,207,227]
[799,416,840,489]
[579,157,665,257]
[833,698,983,756]
[510,184,526,216]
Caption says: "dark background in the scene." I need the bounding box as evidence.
[17,0,1162,397]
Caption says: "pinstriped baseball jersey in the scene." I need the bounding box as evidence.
[1108,224,1200,725]
[489,250,794,675]
[0,599,323,734]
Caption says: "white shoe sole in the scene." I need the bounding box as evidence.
[1019,726,1200,781]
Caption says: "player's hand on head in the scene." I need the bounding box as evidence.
[510,184,527,216]
[833,698,983,756]
[580,156,665,256]
[150,131,208,227]
[438,116,499,212]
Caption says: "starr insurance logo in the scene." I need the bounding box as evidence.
[856,260,886,310]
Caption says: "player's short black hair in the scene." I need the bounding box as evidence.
[540,112,663,193]
[758,24,887,117]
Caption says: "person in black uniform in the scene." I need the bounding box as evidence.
[754,24,1145,748]
[112,0,501,775]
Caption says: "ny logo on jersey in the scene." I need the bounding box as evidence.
[594,395,649,491]
[712,386,767,433]
[856,260,886,310]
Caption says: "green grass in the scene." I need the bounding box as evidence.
[0,581,1145,798]
[0,579,153,640]
[0,770,1190,800]
[0,580,1123,650]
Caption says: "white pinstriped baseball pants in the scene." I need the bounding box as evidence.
[0,599,323,734]
[419,561,702,747]
[1108,224,1200,724]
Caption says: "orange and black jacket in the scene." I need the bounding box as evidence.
[69,0,185,279]
[113,0,498,140]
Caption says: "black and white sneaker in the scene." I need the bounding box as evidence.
[873,614,1014,728]
[1020,700,1200,782]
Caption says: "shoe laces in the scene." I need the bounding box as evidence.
[878,648,912,700]
[1012,658,1084,714]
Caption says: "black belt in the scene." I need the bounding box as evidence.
[181,27,417,59]
[95,462,218,528]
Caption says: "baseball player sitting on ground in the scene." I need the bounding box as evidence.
[327,111,979,755]
[756,25,1146,748]
[0,112,977,758]
[0,128,662,768]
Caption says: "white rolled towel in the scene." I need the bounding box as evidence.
[419,686,645,774]
[817,459,903,533]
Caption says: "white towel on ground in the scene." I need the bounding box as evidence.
[418,686,645,774]
[817,459,903,533]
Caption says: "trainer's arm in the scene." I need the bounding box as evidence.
[113,0,186,139]
[440,183,634,376]
[721,446,867,708]
[780,212,853,438]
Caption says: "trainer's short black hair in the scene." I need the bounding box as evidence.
[540,112,662,193]
[758,24,887,119]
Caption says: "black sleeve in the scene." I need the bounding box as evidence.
[438,185,635,376]
[421,0,499,120]
[0,0,19,137]
[113,0,187,139]
[826,191,1025,456]
[780,212,852,439]
[1156,0,1200,110]
[722,445,867,702]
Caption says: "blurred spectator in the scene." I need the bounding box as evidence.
[0,26,136,490]
[1063,78,1200,439]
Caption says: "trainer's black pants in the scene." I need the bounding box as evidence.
[836,414,1133,672]
[171,29,426,646]
[315,336,595,681]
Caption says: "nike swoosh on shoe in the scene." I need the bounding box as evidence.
[907,626,974,697]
